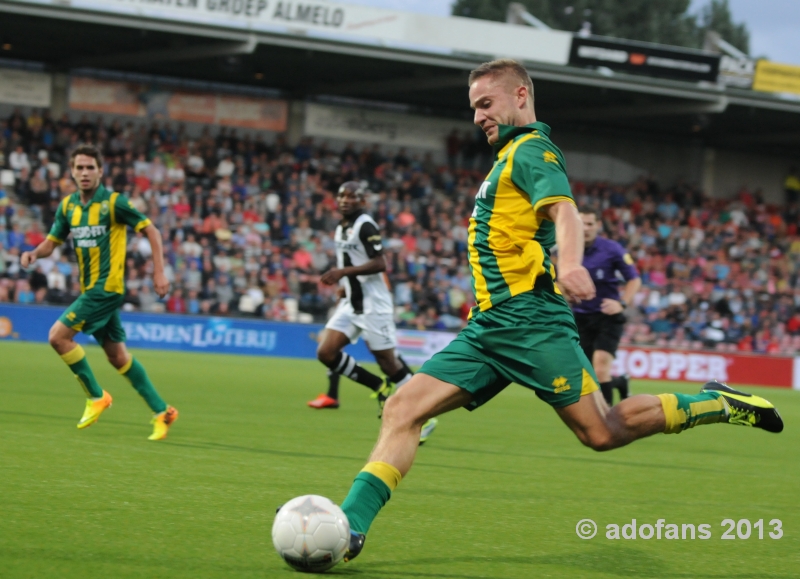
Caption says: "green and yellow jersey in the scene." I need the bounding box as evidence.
[468,122,574,314]
[47,185,151,295]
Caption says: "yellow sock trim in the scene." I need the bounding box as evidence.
[657,393,686,434]
[60,345,86,366]
[362,461,402,492]
[117,356,134,375]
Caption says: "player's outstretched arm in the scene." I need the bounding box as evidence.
[20,238,58,268]
[548,201,595,303]
[142,224,170,298]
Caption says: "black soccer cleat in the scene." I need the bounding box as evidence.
[343,531,366,562]
[700,381,784,433]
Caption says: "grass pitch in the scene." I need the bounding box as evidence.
[1,340,798,578]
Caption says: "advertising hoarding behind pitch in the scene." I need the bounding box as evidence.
[1,305,798,389]
[0,68,52,107]
[68,77,288,131]
[303,103,475,150]
[569,36,721,83]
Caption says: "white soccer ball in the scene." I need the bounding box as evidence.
[272,495,350,573]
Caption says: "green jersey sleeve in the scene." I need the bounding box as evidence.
[113,193,152,232]
[510,137,575,213]
[47,197,71,244]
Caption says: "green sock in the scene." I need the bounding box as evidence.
[61,345,103,398]
[341,472,392,534]
[120,357,167,413]
[657,391,728,434]
[342,461,403,534]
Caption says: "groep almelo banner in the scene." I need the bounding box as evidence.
[9,0,572,66]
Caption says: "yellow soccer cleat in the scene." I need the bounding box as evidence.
[148,406,179,441]
[419,418,439,446]
[701,381,783,433]
[371,379,395,418]
[77,390,113,429]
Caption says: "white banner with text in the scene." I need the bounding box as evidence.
[10,0,572,65]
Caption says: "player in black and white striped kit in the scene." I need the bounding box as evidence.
[308,182,437,442]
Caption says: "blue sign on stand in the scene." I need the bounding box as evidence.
[0,304,372,360]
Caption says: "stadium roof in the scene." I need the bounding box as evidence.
[2,0,800,156]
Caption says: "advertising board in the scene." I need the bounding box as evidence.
[569,36,720,83]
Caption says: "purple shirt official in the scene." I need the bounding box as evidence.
[572,236,640,315]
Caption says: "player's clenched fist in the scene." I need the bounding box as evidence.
[153,271,170,298]
[20,252,37,268]
[557,263,595,303]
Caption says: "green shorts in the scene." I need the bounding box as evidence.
[58,289,126,345]
[420,289,599,409]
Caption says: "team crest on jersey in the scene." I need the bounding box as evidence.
[100,200,109,216]
[67,203,75,212]
[346,227,354,237]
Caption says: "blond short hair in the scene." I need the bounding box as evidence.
[468,59,534,105]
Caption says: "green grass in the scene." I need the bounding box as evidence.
[1,341,798,579]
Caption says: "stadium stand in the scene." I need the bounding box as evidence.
[3,107,800,355]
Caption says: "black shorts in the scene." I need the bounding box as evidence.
[574,312,626,359]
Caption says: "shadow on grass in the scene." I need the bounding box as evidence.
[0,546,270,576]
[0,409,76,423]
[0,409,154,430]
[163,440,519,476]
[2,539,791,579]
[338,546,793,578]
[432,445,731,475]
[167,440,364,462]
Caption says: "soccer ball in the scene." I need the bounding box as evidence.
[272,495,350,573]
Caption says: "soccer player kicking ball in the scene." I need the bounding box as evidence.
[309,181,437,444]
[20,145,178,441]
[336,60,783,562]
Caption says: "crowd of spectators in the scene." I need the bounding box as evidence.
[3,107,800,356]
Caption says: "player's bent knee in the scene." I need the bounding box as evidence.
[316,346,336,366]
[106,353,127,369]
[381,391,423,429]
[48,325,67,349]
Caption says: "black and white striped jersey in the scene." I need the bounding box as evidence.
[334,211,393,315]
